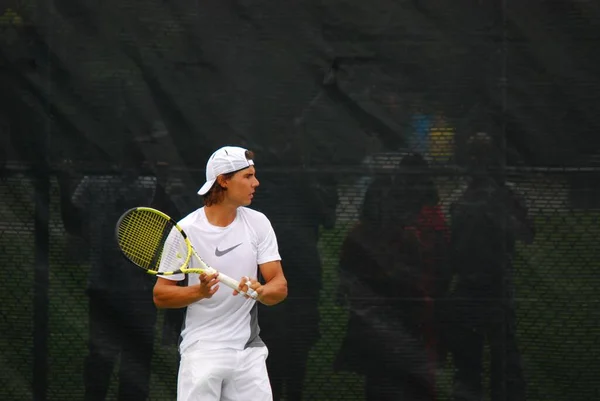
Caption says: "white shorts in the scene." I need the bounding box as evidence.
[178,345,272,401]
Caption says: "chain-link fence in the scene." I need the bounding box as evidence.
[1,158,599,400]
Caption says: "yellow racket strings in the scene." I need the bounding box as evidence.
[117,209,174,270]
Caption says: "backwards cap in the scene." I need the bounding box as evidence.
[197,146,254,195]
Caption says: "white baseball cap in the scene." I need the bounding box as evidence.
[197,146,254,195]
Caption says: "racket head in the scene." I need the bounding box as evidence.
[115,207,191,274]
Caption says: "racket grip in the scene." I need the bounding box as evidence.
[211,269,258,300]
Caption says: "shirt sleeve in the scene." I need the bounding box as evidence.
[157,226,187,281]
[257,218,281,265]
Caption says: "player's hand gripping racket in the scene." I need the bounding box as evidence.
[115,207,258,299]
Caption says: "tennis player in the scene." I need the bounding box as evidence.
[153,145,288,401]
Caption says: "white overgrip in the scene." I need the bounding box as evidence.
[192,249,257,299]
[217,272,258,300]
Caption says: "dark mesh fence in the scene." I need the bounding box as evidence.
[2,0,600,400]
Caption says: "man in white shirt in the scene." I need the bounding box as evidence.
[153,145,288,401]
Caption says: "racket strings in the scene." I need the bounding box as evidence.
[159,228,188,271]
[117,210,173,270]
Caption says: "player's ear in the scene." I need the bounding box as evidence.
[217,175,227,188]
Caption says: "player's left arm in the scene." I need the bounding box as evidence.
[236,261,287,305]
[255,260,288,305]
[235,214,288,304]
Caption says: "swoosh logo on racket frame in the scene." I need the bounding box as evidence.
[215,243,243,257]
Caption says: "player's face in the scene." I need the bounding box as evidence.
[225,166,259,207]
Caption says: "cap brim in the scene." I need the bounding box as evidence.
[197,179,216,195]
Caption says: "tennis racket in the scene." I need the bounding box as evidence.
[115,206,257,299]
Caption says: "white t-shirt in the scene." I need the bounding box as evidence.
[158,206,281,353]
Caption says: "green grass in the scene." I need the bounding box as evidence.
[301,222,364,400]
[513,213,600,401]
[0,177,35,401]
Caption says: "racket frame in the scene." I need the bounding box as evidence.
[116,207,258,299]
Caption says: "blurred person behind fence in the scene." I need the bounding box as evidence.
[58,140,171,401]
[252,169,337,401]
[334,153,452,401]
[448,132,535,401]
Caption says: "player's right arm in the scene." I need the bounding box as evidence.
[153,273,219,309]
[153,224,219,309]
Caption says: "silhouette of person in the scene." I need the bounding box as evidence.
[251,170,338,401]
[334,153,451,401]
[448,132,534,401]
[57,141,172,401]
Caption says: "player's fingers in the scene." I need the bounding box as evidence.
[233,276,248,296]
[200,272,218,284]
[197,283,211,298]
[242,279,257,299]
[237,276,249,292]
[244,287,257,299]
[203,283,219,298]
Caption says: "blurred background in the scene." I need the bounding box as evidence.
[1,0,599,400]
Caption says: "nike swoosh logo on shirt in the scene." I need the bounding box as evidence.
[215,243,243,257]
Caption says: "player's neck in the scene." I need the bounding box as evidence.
[204,202,238,227]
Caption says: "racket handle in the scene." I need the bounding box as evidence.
[206,268,258,300]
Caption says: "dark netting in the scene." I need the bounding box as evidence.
[1,1,600,400]
[0,173,35,399]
